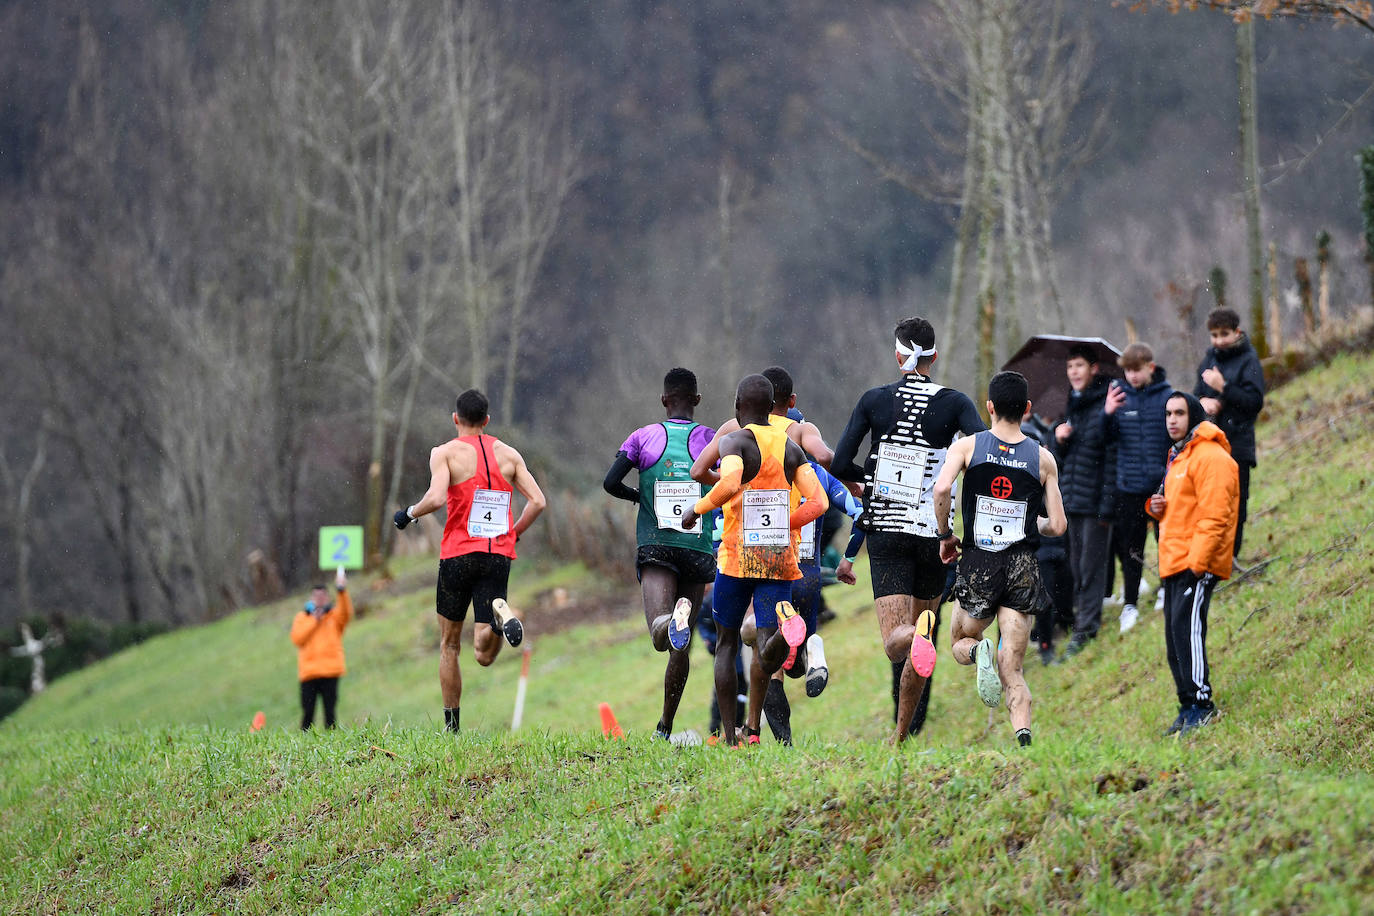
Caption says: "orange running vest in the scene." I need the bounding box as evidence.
[717,422,801,581]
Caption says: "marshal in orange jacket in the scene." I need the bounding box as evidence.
[290,589,353,681]
[1146,421,1239,580]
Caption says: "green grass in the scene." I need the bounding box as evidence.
[4,351,1374,913]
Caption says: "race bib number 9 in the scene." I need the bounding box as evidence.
[873,443,929,506]
[468,489,512,538]
[742,489,789,547]
[655,480,701,532]
[973,495,1026,552]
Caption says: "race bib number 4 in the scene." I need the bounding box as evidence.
[467,489,512,538]
[873,443,929,506]
[973,495,1026,552]
[742,489,789,547]
[655,480,701,532]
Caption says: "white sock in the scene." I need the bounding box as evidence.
[806,633,827,671]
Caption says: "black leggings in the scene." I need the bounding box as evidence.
[1112,493,1155,606]
[300,677,339,730]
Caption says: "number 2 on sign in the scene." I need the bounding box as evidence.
[331,533,351,562]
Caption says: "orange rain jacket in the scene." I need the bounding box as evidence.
[1146,421,1239,580]
[290,589,353,681]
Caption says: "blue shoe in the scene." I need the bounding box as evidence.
[1163,707,1188,737]
[667,597,693,651]
[1177,704,1217,736]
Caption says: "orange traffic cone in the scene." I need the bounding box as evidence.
[250,711,266,732]
[598,702,624,739]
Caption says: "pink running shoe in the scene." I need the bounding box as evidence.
[777,601,807,671]
[909,609,937,678]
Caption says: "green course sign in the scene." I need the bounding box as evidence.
[318,526,365,570]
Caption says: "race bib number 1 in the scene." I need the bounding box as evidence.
[742,489,789,547]
[873,443,929,506]
[655,480,701,532]
[973,495,1026,552]
[468,489,511,538]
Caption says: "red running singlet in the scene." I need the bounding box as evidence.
[441,435,518,560]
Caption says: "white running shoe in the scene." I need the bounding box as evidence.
[491,598,523,647]
[805,633,829,698]
[975,638,1002,708]
[1119,604,1139,634]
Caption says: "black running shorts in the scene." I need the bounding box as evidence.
[866,530,946,601]
[953,547,1042,620]
[635,544,717,585]
[436,553,511,624]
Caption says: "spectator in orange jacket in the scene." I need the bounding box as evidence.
[1148,392,1238,738]
[290,567,353,730]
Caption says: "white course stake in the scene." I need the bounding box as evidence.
[511,644,532,731]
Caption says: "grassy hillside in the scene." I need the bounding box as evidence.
[3,351,1374,913]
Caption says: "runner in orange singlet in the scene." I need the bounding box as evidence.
[681,375,828,746]
[394,389,547,733]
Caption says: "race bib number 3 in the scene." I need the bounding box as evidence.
[742,489,789,547]
[873,443,929,506]
[655,480,701,532]
[973,495,1026,552]
[467,489,512,538]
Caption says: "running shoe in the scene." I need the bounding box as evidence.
[1119,603,1139,634]
[491,598,523,647]
[763,680,793,746]
[910,609,937,678]
[652,728,671,742]
[1038,643,1057,667]
[1178,704,1218,736]
[804,633,829,698]
[777,601,806,671]
[1163,707,1188,737]
[667,597,693,651]
[975,637,1002,708]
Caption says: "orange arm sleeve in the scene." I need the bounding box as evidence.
[290,612,318,647]
[334,590,353,632]
[694,454,744,514]
[790,464,828,529]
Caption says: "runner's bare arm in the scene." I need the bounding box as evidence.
[1038,447,1067,536]
[684,454,744,529]
[931,436,973,531]
[507,450,547,539]
[795,421,834,469]
[406,446,455,520]
[789,463,828,529]
[690,419,739,485]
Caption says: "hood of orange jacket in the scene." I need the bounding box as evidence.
[1147,421,1239,579]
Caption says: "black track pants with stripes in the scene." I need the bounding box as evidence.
[1162,571,1217,709]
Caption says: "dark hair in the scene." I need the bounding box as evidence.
[761,366,793,406]
[987,371,1029,420]
[1206,307,1241,331]
[663,367,698,401]
[1066,343,1098,365]
[735,374,774,415]
[455,389,489,424]
[1167,390,1207,432]
[894,317,936,354]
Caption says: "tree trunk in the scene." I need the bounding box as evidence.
[1236,18,1268,357]
[1295,256,1314,338]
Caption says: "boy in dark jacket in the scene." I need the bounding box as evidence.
[1055,344,1117,657]
[1193,308,1264,558]
[1104,342,1173,632]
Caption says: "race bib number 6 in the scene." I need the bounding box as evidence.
[468,489,512,538]
[655,480,701,532]
[873,443,929,506]
[742,489,789,547]
[973,495,1026,552]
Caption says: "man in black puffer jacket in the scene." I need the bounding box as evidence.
[1104,343,1173,633]
[1055,344,1117,657]
[1193,308,1264,557]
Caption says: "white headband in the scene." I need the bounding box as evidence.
[895,339,934,372]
